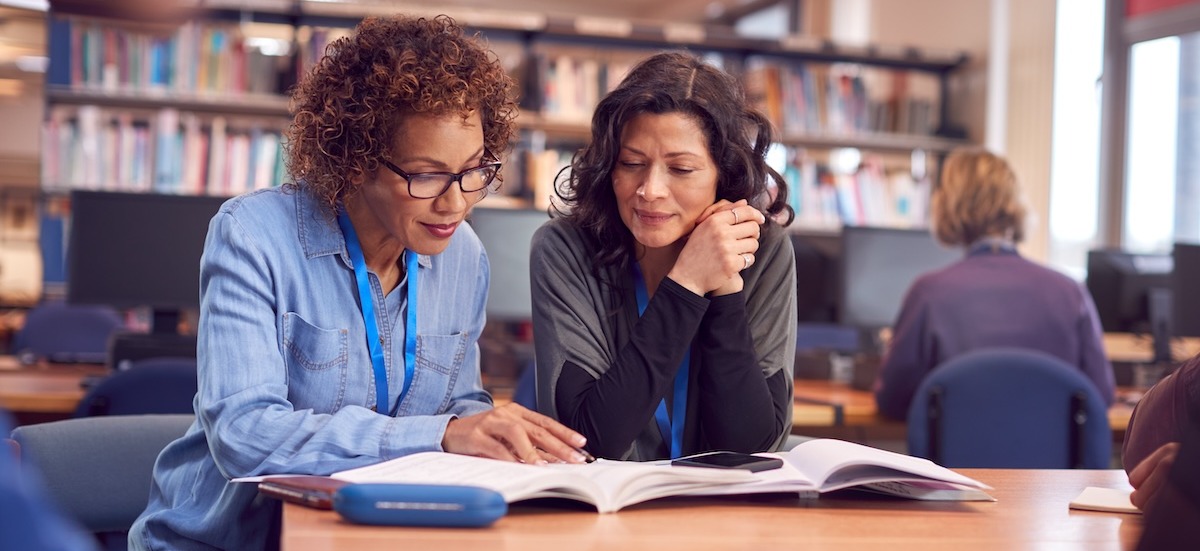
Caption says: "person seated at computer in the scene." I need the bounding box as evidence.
[873,148,1115,420]
[1123,355,1199,510]
[129,15,588,550]
[530,52,797,461]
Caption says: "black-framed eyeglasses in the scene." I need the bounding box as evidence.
[378,158,503,200]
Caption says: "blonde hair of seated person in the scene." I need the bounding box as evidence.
[931,149,1027,248]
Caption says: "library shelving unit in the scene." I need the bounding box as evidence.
[40,0,973,225]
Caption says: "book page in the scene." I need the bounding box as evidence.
[857,481,994,501]
[785,439,991,492]
[680,454,819,497]
[576,461,756,506]
[328,452,755,513]
[330,452,601,506]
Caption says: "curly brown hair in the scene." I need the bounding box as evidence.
[931,148,1027,247]
[553,51,793,273]
[284,15,518,214]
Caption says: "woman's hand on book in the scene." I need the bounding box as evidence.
[442,403,591,465]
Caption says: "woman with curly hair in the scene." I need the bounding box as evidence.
[530,52,797,461]
[873,148,1114,420]
[130,15,587,550]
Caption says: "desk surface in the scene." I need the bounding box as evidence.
[282,469,1140,550]
[792,379,1139,436]
[0,358,105,416]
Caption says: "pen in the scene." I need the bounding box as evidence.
[533,447,595,463]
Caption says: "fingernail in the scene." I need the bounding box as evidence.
[536,459,548,465]
[572,452,587,463]
[573,435,587,446]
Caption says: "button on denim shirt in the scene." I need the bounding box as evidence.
[130,187,493,550]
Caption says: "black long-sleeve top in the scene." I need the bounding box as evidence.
[530,218,796,460]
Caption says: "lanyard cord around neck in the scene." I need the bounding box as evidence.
[631,262,689,459]
[337,211,419,414]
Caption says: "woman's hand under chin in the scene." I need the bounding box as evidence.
[668,199,765,296]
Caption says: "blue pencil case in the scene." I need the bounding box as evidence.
[332,483,507,527]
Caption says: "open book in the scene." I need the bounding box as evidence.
[241,438,991,513]
[690,438,993,501]
[324,451,756,513]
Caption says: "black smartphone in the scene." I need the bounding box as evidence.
[670,452,783,472]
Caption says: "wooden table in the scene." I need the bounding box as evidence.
[282,469,1141,550]
[0,356,106,423]
[791,379,1140,445]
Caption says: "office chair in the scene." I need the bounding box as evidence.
[906,347,1112,469]
[74,357,198,417]
[13,300,124,363]
[9,414,194,551]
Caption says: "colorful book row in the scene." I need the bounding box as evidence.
[42,105,286,196]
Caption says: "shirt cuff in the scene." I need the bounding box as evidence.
[380,413,456,457]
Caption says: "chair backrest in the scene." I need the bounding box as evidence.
[906,347,1112,469]
[513,361,536,410]
[14,300,124,363]
[74,357,198,417]
[9,414,194,535]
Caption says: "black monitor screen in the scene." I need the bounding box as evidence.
[791,230,841,323]
[838,225,960,329]
[1085,249,1173,334]
[1173,243,1200,337]
[67,190,227,330]
[467,206,549,322]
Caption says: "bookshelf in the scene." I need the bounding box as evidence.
[39,0,974,223]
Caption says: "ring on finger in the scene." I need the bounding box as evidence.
[741,253,752,270]
[731,209,740,225]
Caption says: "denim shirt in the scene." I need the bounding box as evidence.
[130,187,492,550]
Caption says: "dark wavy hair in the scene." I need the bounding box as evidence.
[553,51,793,273]
[284,15,518,214]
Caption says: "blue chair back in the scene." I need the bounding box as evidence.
[14,300,123,363]
[906,347,1112,469]
[10,414,194,551]
[513,360,537,410]
[74,357,198,417]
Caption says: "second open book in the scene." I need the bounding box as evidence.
[313,438,993,513]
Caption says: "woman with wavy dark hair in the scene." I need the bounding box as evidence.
[130,15,587,550]
[530,51,797,460]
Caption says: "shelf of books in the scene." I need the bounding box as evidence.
[41,1,972,229]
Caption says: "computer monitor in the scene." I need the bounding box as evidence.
[67,190,228,335]
[1172,242,1200,338]
[467,206,550,322]
[838,225,960,331]
[1085,249,1173,333]
[1085,249,1173,363]
[791,230,840,323]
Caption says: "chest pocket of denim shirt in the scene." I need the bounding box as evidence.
[396,332,469,416]
[282,312,349,413]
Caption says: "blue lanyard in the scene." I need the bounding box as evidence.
[337,211,419,414]
[631,262,689,459]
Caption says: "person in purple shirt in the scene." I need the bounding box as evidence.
[873,148,1115,420]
